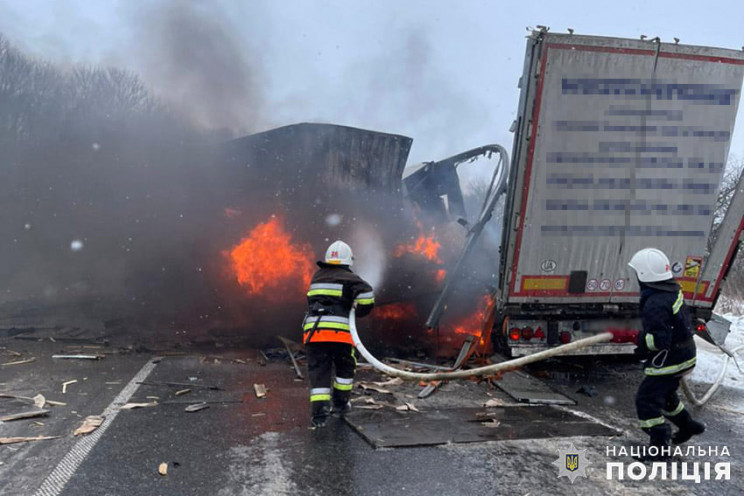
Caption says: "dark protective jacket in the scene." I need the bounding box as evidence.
[637,280,696,376]
[302,262,374,345]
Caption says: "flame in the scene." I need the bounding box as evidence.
[228,216,314,298]
[375,302,417,320]
[451,294,495,340]
[394,221,442,263]
[435,269,447,284]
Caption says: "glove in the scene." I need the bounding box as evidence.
[633,333,650,359]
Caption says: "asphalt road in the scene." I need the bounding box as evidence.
[1,337,742,495]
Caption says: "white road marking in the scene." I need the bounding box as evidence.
[33,358,159,496]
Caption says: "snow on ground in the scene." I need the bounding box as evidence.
[686,313,744,412]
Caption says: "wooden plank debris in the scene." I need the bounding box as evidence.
[74,415,104,436]
[1,357,36,367]
[358,383,393,394]
[1,409,50,422]
[120,402,158,410]
[253,384,267,398]
[0,436,59,445]
[137,381,222,390]
[184,402,209,413]
[62,380,78,394]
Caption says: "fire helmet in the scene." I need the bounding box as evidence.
[628,248,673,283]
[325,240,353,266]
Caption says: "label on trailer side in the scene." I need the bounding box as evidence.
[510,39,744,304]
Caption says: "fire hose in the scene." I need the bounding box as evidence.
[681,344,744,407]
[349,308,614,380]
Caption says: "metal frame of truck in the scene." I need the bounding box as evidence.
[495,30,744,356]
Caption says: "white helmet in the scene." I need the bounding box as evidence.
[628,248,673,283]
[325,240,353,266]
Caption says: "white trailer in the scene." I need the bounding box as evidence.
[496,31,744,356]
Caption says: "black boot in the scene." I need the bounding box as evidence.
[637,424,671,462]
[332,389,351,417]
[311,401,330,428]
[668,410,705,444]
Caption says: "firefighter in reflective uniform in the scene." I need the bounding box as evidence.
[628,248,705,457]
[303,240,374,427]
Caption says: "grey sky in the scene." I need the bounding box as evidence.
[1,0,743,165]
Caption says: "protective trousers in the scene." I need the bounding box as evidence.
[306,342,356,423]
[636,374,688,444]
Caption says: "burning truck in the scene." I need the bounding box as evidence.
[211,31,744,361]
[212,122,498,357]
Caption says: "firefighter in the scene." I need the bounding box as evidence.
[303,240,374,428]
[628,248,705,457]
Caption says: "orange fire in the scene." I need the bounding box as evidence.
[375,302,417,320]
[394,221,442,264]
[228,216,314,298]
[451,294,496,345]
[435,269,447,284]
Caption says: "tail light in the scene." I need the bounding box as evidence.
[521,327,533,340]
[696,323,707,333]
[509,328,521,341]
[559,331,572,344]
[534,326,545,339]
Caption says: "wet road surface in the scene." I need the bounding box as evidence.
[1,338,742,495]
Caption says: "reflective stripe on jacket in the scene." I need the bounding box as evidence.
[303,262,374,345]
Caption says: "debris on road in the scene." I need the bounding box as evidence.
[138,381,222,390]
[358,383,393,394]
[0,435,59,445]
[74,415,104,436]
[158,462,168,476]
[417,380,441,398]
[184,402,209,413]
[395,402,420,412]
[120,402,158,410]
[0,393,65,407]
[52,354,104,360]
[1,357,37,367]
[254,384,267,398]
[277,336,304,379]
[174,389,191,396]
[484,398,505,408]
[0,409,50,422]
[62,380,78,394]
[372,377,403,387]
